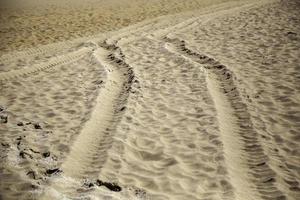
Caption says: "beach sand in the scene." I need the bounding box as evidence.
[0,0,299,199]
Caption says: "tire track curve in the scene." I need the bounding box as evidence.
[42,42,134,199]
[0,47,92,81]
[163,37,287,200]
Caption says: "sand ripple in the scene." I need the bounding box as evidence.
[0,0,299,199]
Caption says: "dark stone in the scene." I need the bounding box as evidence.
[199,55,207,59]
[1,143,10,148]
[42,152,50,158]
[46,168,62,175]
[30,184,39,190]
[17,122,24,126]
[17,141,21,149]
[16,136,22,141]
[96,179,122,192]
[19,151,33,159]
[0,115,8,123]
[226,73,231,79]
[120,107,126,112]
[215,65,225,70]
[19,151,25,158]
[116,59,123,64]
[34,123,42,129]
[94,80,103,85]
[83,182,94,188]
[256,162,266,167]
[135,188,146,197]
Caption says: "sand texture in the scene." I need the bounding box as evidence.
[0,0,299,199]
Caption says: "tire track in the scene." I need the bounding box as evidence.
[163,37,286,200]
[0,47,92,81]
[42,42,134,198]
[61,43,133,179]
[105,1,256,46]
[147,0,273,44]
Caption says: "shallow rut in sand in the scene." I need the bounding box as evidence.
[0,47,91,81]
[42,42,134,198]
[163,37,286,200]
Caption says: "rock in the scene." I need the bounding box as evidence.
[83,182,94,188]
[19,151,25,158]
[215,65,225,70]
[46,168,62,175]
[30,184,39,190]
[17,122,24,126]
[42,152,50,158]
[1,143,10,148]
[16,136,22,141]
[256,162,266,167]
[34,123,42,129]
[120,107,126,112]
[19,151,33,159]
[135,188,146,197]
[96,179,122,192]
[0,115,8,123]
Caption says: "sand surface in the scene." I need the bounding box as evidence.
[0,0,300,200]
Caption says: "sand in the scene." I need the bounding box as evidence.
[0,0,299,199]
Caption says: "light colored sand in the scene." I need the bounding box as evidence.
[0,0,248,53]
[1,0,300,200]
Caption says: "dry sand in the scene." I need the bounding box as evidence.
[0,0,300,200]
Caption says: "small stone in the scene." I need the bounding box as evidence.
[17,122,24,126]
[256,162,266,167]
[96,179,122,192]
[16,136,22,141]
[19,151,33,159]
[46,168,62,175]
[19,151,25,158]
[0,115,8,123]
[34,123,42,129]
[31,184,39,189]
[42,152,50,158]
[83,182,94,188]
[1,143,10,148]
